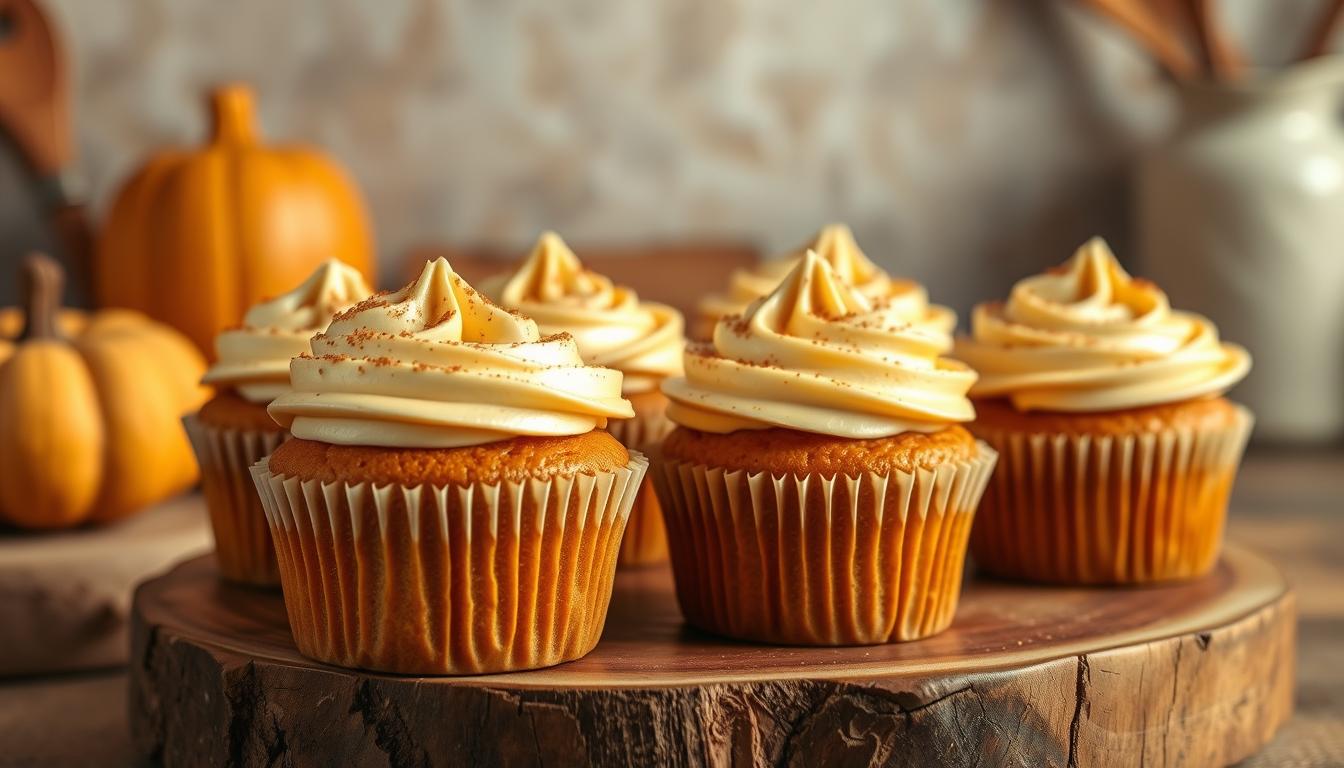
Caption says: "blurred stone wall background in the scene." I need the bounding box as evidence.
[0,0,1329,312]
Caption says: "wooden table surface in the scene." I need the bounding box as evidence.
[1,447,1341,768]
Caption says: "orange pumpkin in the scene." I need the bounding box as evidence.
[0,255,210,529]
[95,83,376,358]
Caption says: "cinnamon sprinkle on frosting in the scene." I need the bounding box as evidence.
[663,250,975,438]
[267,257,634,449]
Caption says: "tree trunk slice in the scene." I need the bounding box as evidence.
[129,545,1293,767]
[0,495,211,676]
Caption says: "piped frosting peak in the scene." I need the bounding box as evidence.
[664,251,976,438]
[482,232,683,393]
[203,259,373,403]
[953,238,1252,412]
[268,258,633,448]
[695,224,956,346]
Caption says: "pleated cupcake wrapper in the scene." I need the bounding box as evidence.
[249,451,649,675]
[604,406,674,448]
[183,416,286,587]
[651,442,998,646]
[969,406,1254,585]
[607,408,675,567]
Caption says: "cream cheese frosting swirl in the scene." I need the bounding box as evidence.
[268,258,633,448]
[664,250,976,437]
[695,224,957,347]
[953,238,1251,412]
[480,232,683,394]
[202,259,372,403]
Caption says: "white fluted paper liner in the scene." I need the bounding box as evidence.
[651,442,998,645]
[607,405,675,566]
[605,405,674,448]
[250,451,648,675]
[969,406,1253,585]
[184,415,287,586]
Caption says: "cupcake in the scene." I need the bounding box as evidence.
[654,251,996,645]
[482,232,683,566]
[254,258,646,675]
[693,223,956,343]
[953,238,1253,585]
[190,259,372,586]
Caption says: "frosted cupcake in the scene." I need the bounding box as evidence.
[482,233,683,566]
[694,223,956,343]
[654,251,996,645]
[953,238,1253,584]
[190,259,371,585]
[254,259,646,674]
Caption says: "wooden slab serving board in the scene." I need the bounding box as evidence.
[129,545,1293,767]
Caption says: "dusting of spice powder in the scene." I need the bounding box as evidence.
[332,293,391,322]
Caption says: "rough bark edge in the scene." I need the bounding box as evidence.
[128,591,1294,768]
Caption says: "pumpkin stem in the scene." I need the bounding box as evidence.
[209,84,258,144]
[19,253,66,341]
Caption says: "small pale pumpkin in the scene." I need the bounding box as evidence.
[94,83,377,358]
[0,255,210,529]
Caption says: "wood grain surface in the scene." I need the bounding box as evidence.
[128,543,1293,767]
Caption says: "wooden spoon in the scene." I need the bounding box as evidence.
[1076,0,1199,80]
[1144,0,1202,76]
[1301,0,1344,60]
[1186,0,1243,79]
[1088,0,1243,82]
[1146,0,1243,81]
[0,0,92,299]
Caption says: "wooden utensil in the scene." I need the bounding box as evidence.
[1301,0,1344,60]
[1077,0,1199,80]
[0,0,92,298]
[1187,0,1243,78]
[1078,0,1248,82]
[1156,0,1244,79]
[1144,0,1205,78]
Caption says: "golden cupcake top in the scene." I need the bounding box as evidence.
[267,258,634,448]
[953,238,1251,412]
[480,232,683,393]
[203,259,372,403]
[663,250,977,438]
[695,224,956,345]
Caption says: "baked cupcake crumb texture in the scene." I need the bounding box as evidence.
[269,431,630,487]
[663,425,977,477]
[972,395,1245,436]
